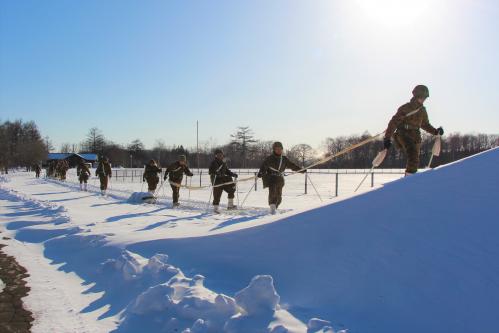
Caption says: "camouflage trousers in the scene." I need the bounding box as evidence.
[146,176,159,192]
[267,176,285,207]
[170,184,180,203]
[99,175,109,190]
[79,174,89,184]
[394,131,421,174]
[212,183,235,205]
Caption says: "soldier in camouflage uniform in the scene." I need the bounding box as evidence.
[384,85,444,175]
[258,142,305,214]
[56,160,69,180]
[143,159,162,194]
[77,161,91,191]
[33,164,41,178]
[164,155,193,207]
[209,149,238,213]
[95,157,112,195]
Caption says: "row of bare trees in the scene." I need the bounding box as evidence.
[323,132,499,169]
[0,120,48,172]
[1,120,497,171]
[67,126,497,170]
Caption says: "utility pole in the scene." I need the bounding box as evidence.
[197,120,200,173]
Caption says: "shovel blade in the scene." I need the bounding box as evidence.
[372,149,388,168]
[432,135,442,157]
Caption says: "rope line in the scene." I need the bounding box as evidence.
[165,131,386,191]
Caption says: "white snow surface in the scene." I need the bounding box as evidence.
[0,148,498,333]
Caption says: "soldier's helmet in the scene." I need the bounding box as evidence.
[179,155,186,161]
[412,85,430,98]
[214,149,224,156]
[272,141,284,150]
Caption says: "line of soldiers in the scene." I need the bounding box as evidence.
[46,160,69,180]
[140,146,305,215]
[36,85,443,214]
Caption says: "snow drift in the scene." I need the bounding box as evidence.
[108,250,332,333]
[128,148,499,333]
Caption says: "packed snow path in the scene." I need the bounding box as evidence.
[1,148,498,332]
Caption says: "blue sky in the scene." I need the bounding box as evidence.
[1,0,498,151]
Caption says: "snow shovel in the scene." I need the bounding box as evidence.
[427,135,441,168]
[354,149,388,192]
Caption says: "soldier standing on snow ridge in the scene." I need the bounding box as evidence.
[77,161,91,191]
[164,155,193,207]
[143,159,162,194]
[258,142,305,215]
[95,157,112,195]
[383,85,444,175]
[33,164,41,178]
[209,149,238,213]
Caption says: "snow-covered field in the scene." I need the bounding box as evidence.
[0,149,498,333]
[57,168,404,212]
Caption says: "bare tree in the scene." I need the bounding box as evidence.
[230,126,257,168]
[44,136,54,153]
[290,144,315,167]
[152,139,167,165]
[82,127,105,153]
[60,143,72,153]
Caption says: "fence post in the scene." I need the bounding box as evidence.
[335,172,339,197]
[254,172,258,191]
[371,172,374,188]
[304,171,308,194]
[199,170,202,187]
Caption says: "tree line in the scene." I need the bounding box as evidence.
[1,120,497,172]
[0,120,47,173]
[68,126,498,170]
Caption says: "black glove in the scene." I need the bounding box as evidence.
[257,172,263,178]
[300,169,307,174]
[436,127,444,136]
[143,178,146,182]
[233,173,238,178]
[163,175,168,181]
[383,138,392,150]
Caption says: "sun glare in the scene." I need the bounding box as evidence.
[354,0,432,28]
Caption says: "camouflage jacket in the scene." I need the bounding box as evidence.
[77,164,91,177]
[165,161,193,183]
[259,154,302,176]
[385,98,438,143]
[209,158,236,184]
[96,162,112,177]
[143,164,161,180]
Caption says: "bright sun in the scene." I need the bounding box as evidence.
[354,0,432,28]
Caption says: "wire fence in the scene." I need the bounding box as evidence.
[110,168,405,197]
